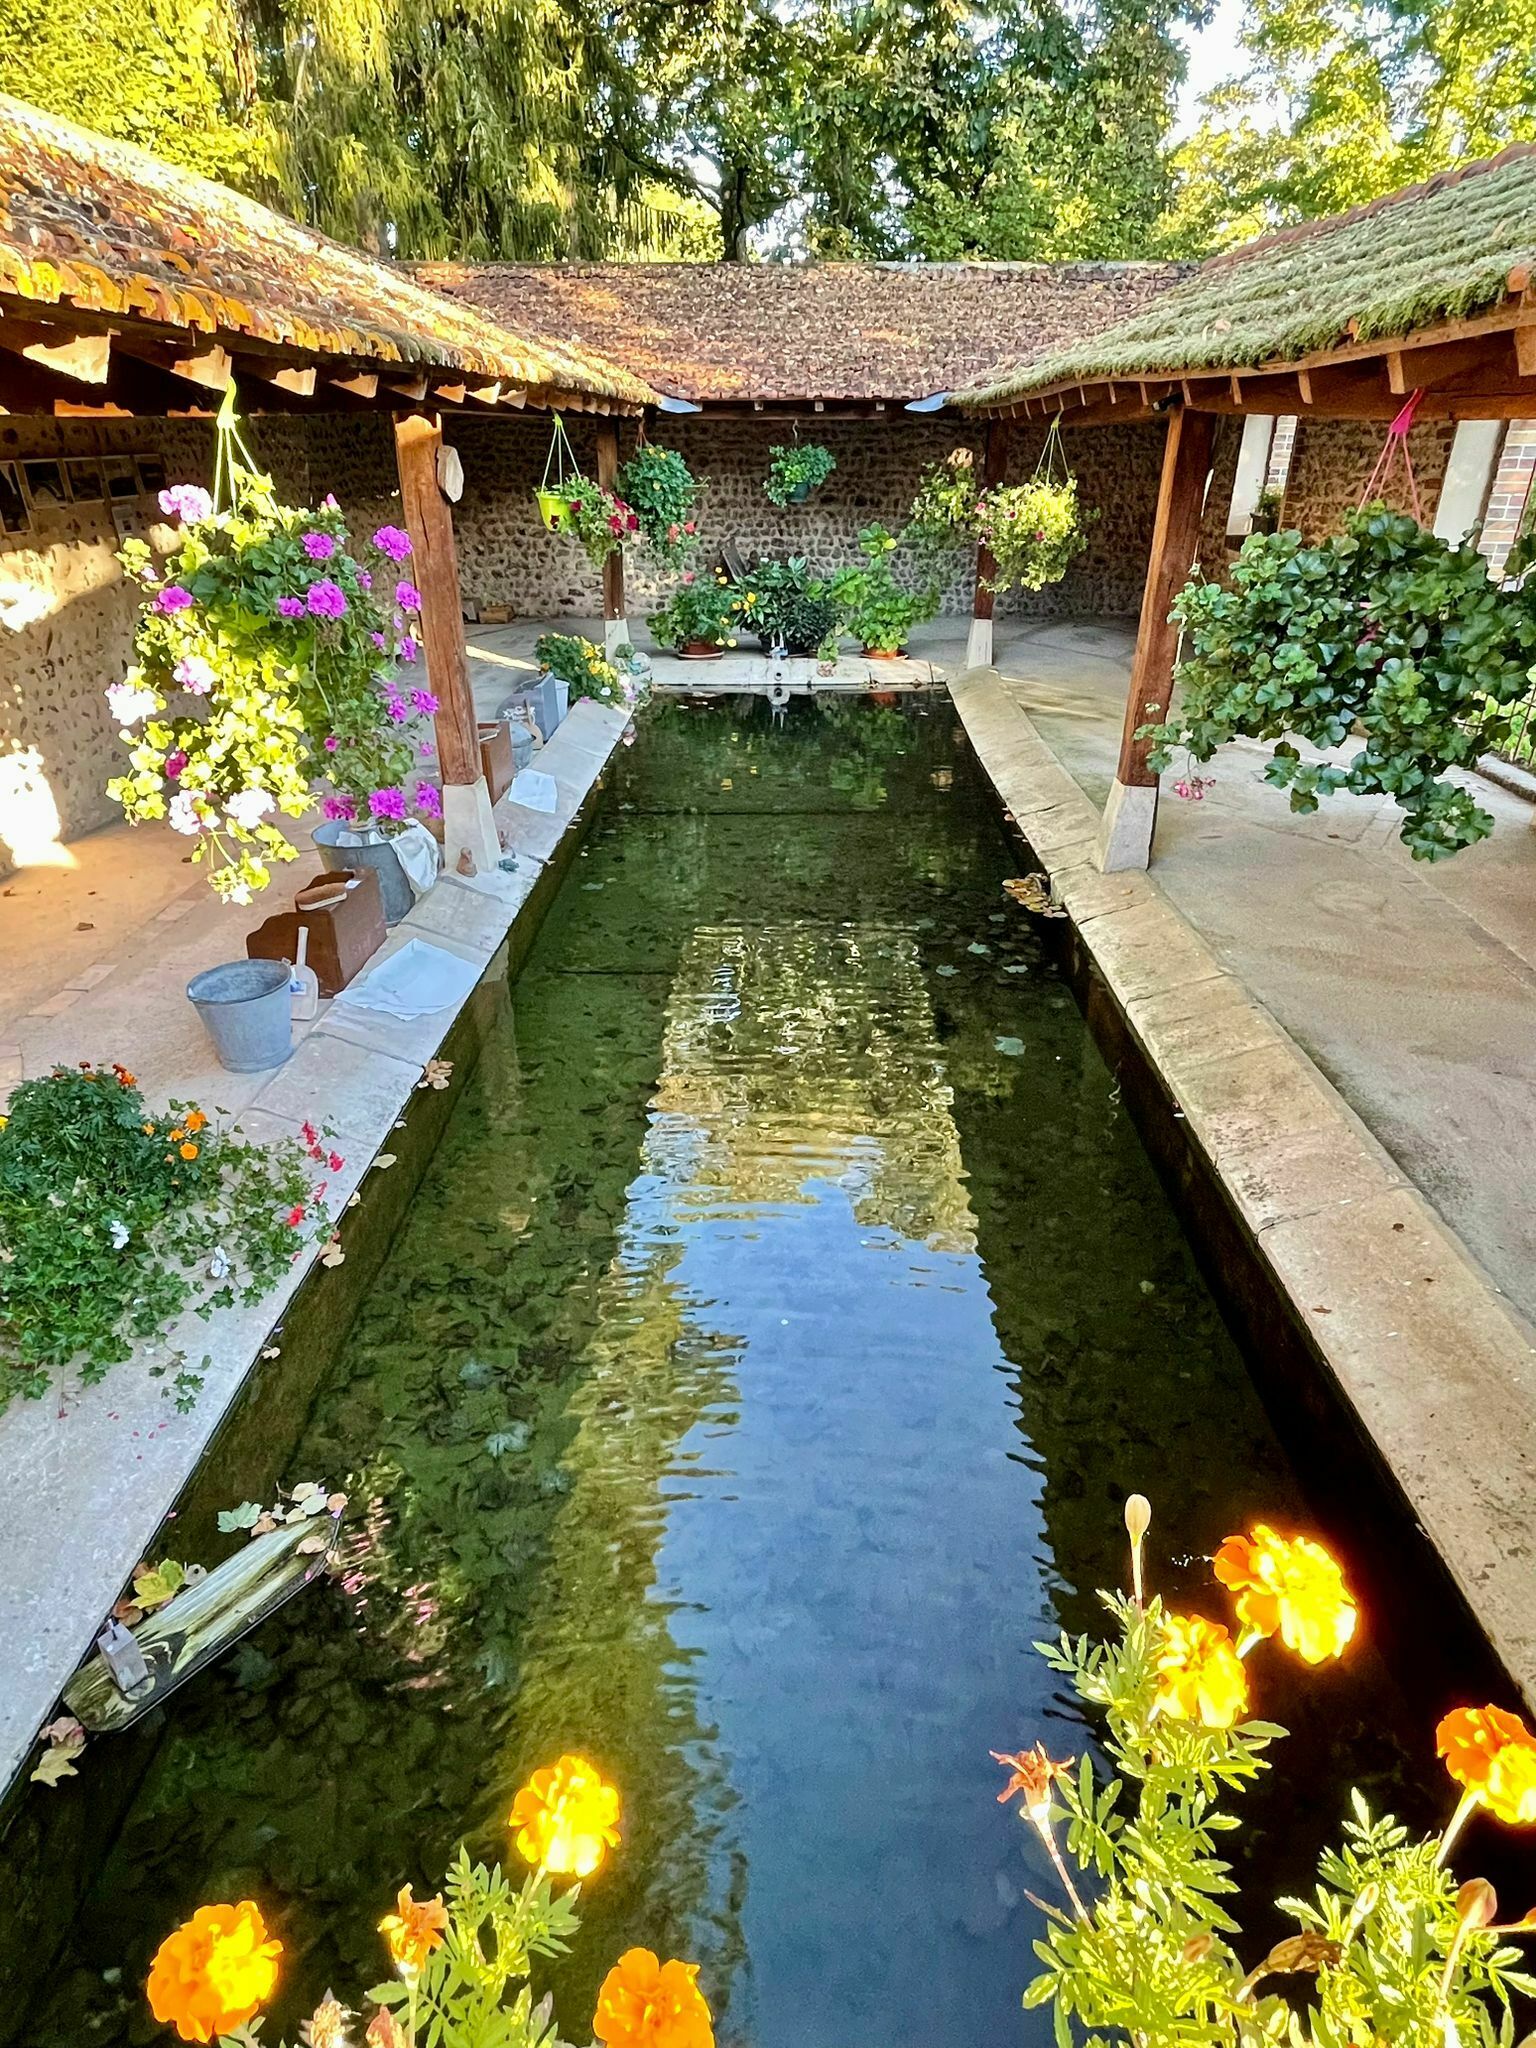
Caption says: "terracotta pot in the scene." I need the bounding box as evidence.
[676,641,724,660]
[863,646,906,660]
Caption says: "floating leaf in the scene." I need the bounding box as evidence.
[289,1480,324,1501]
[373,1153,397,1170]
[995,1036,1026,1057]
[132,1559,186,1610]
[31,1741,84,1787]
[320,1235,346,1268]
[296,1532,330,1554]
[218,1501,263,1532]
[41,1716,84,1746]
[484,1425,531,1459]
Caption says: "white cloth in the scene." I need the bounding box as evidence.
[508,767,559,814]
[331,937,480,1020]
[332,820,439,901]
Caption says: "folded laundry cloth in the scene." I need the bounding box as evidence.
[330,937,481,1020]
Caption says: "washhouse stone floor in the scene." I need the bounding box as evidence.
[964,614,1536,1334]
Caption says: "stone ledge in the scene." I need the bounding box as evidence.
[951,664,1536,1713]
[0,699,628,1801]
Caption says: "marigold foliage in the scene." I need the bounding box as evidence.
[1025,1588,1536,2044]
[1143,505,1536,860]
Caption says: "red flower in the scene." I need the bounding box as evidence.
[684,520,696,535]
[300,1121,319,1146]
[328,1151,345,1171]
[608,515,624,534]
[286,1204,306,1228]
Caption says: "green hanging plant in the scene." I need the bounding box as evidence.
[1141,504,1536,860]
[764,441,836,507]
[905,451,981,567]
[617,443,702,566]
[561,483,640,570]
[976,423,1092,594]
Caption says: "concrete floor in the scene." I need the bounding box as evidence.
[968,614,1536,1331]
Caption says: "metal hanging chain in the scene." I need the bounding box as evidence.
[1031,414,1072,488]
[212,382,265,514]
[540,412,581,491]
[1358,389,1425,522]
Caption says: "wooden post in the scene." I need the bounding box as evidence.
[965,420,1009,670]
[393,412,500,875]
[595,420,629,658]
[1096,405,1215,873]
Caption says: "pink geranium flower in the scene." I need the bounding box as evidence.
[156,586,194,613]
[307,580,348,620]
[302,531,336,561]
[372,525,412,563]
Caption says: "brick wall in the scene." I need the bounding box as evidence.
[1478,422,1536,580]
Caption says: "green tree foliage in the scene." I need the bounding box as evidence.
[0,0,271,188]
[0,0,1206,261]
[1166,0,1536,251]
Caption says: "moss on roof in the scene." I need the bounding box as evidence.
[956,145,1536,408]
[0,94,654,407]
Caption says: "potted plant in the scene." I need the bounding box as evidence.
[561,483,640,570]
[1141,504,1536,859]
[648,577,743,658]
[764,442,836,506]
[905,450,981,567]
[617,444,702,567]
[738,556,841,654]
[0,1061,330,1409]
[534,631,630,706]
[107,394,441,913]
[827,523,940,656]
[975,472,1092,593]
[534,412,583,530]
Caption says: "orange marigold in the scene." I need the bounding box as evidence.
[1154,1612,1250,1729]
[593,1949,714,2048]
[510,1753,621,1877]
[1213,1524,1357,1664]
[377,1884,448,1974]
[146,1900,282,2044]
[1437,1705,1536,1826]
[185,1109,207,1133]
[180,1141,199,1160]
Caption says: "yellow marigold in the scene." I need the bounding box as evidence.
[1154,1612,1250,1729]
[593,1949,714,2048]
[169,1127,185,1142]
[142,1122,156,1136]
[1437,1706,1536,1826]
[180,1142,199,1160]
[146,1900,282,2044]
[1213,1523,1357,1664]
[377,1884,448,1974]
[511,1753,621,1877]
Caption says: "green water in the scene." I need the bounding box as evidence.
[30,698,1424,2047]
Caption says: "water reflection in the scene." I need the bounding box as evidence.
[24,700,1421,2048]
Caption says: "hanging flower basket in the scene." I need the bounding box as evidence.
[976,419,1093,595]
[764,442,836,507]
[535,487,578,533]
[535,413,585,531]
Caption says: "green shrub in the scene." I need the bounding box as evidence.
[827,523,940,652]
[739,555,841,652]
[0,1063,323,1408]
[534,632,626,705]
[647,577,744,650]
[764,442,836,506]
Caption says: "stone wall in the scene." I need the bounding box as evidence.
[1281,415,1457,541]
[0,404,1164,869]
[0,415,310,870]
[439,411,1164,625]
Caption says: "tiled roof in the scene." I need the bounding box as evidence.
[956,144,1536,408]
[411,258,1190,403]
[0,95,654,408]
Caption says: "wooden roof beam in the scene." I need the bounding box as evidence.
[0,317,113,384]
[114,337,232,392]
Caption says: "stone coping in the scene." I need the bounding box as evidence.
[0,700,630,1801]
[649,650,945,693]
[950,666,1536,1712]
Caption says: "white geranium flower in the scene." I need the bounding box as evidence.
[167,791,205,835]
[225,787,273,831]
[108,1220,130,1249]
[105,682,159,727]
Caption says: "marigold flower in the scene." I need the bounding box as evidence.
[180,1142,199,1160]
[1213,1524,1357,1663]
[185,1110,207,1133]
[1153,1612,1249,1728]
[146,1899,281,2043]
[510,1753,621,1876]
[169,1127,185,1142]
[1437,1706,1536,1825]
[143,1122,157,1136]
[593,1949,713,2048]
[377,1885,448,1974]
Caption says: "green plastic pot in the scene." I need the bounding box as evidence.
[535,487,576,532]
